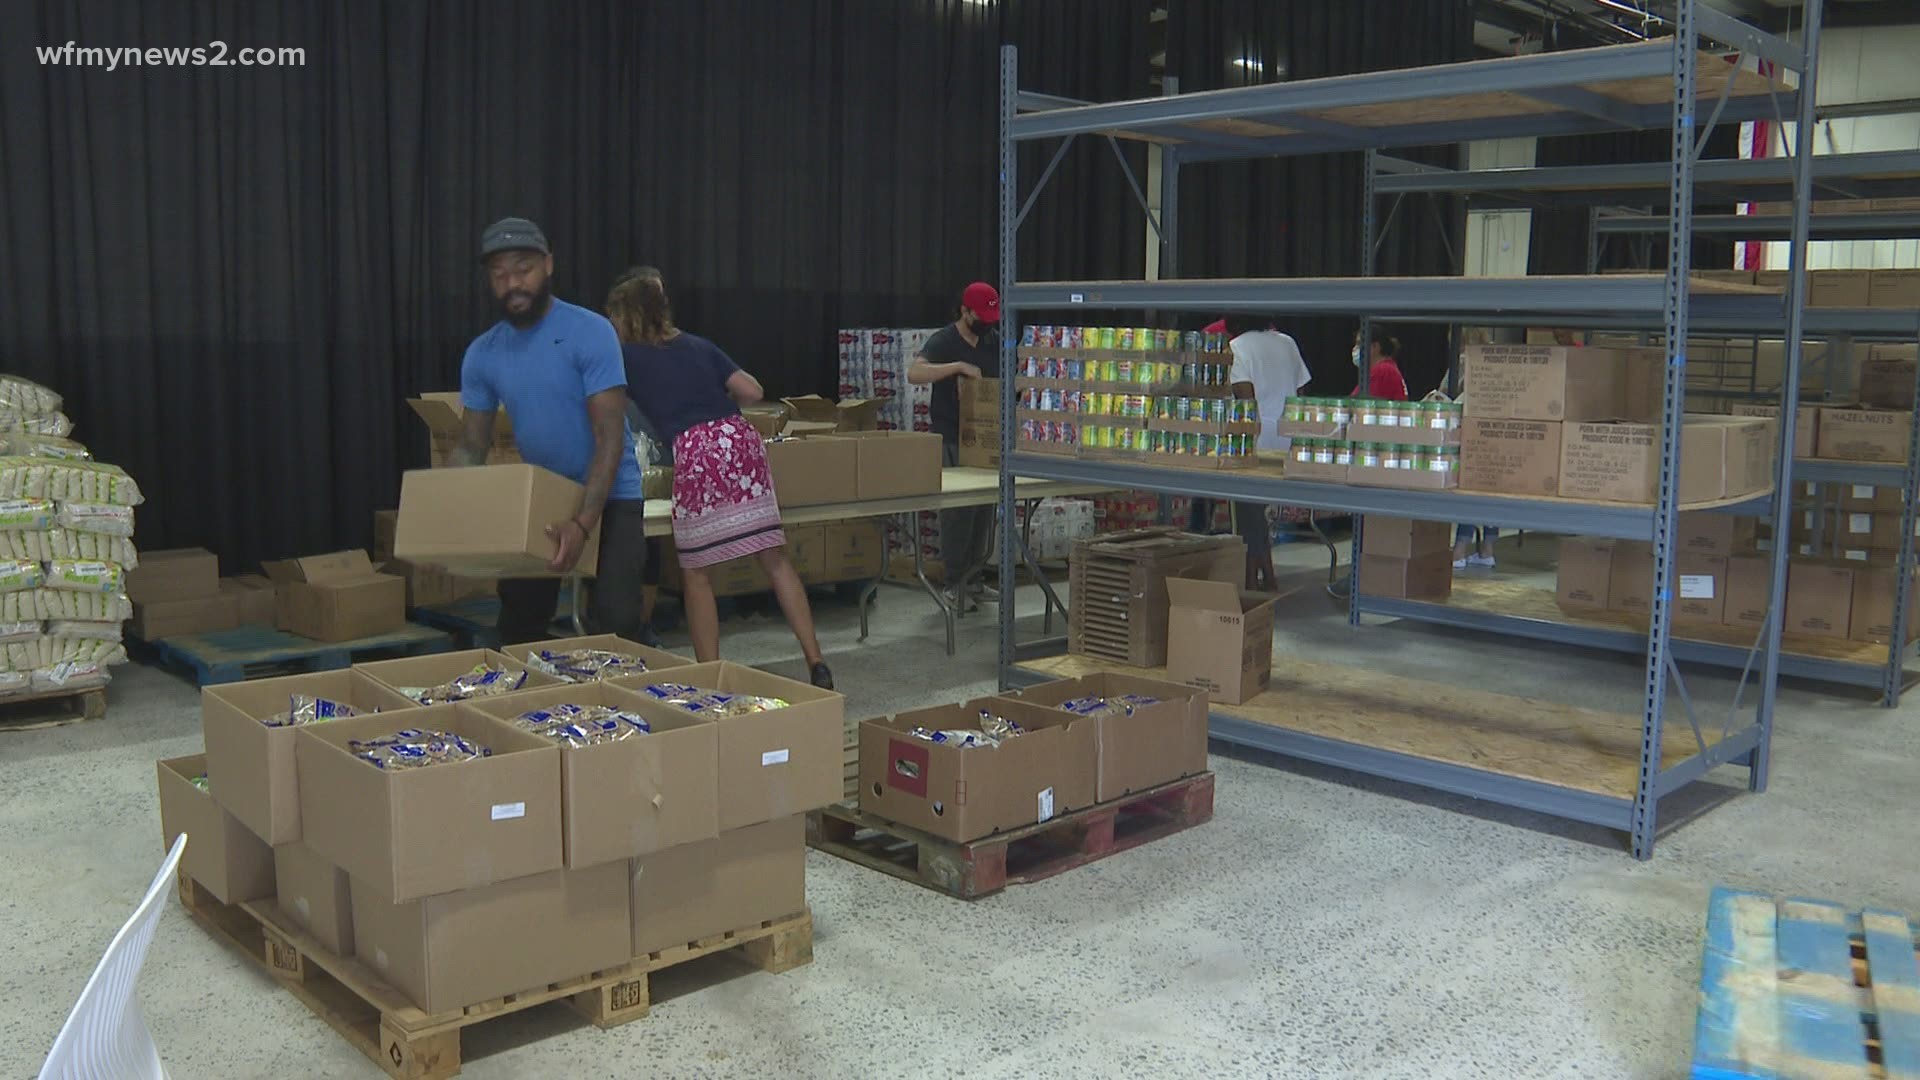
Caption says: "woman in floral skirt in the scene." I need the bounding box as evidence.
[606,267,831,688]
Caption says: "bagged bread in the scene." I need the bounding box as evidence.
[0,376,63,417]
[0,529,137,567]
[43,560,126,594]
[0,458,142,506]
[56,503,135,537]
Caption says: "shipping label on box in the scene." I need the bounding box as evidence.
[1816,408,1913,463]
[1786,562,1854,638]
[394,464,602,577]
[1555,537,1614,612]
[1461,418,1562,496]
[1164,577,1278,705]
[1461,345,1626,421]
[157,754,277,905]
[631,815,805,958]
[1675,554,1728,625]
[1014,672,1208,802]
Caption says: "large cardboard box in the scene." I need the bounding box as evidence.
[510,633,696,681]
[407,392,520,468]
[630,816,805,957]
[1556,417,1769,504]
[1869,270,1920,309]
[1810,269,1872,308]
[1723,554,1772,630]
[818,521,886,582]
[354,648,556,701]
[125,548,220,604]
[1816,407,1912,463]
[383,559,495,609]
[222,575,279,625]
[130,593,241,641]
[1358,553,1452,601]
[957,419,1003,470]
[1164,577,1278,705]
[464,683,719,868]
[1786,561,1854,638]
[1556,538,1614,613]
[1460,418,1562,496]
[157,754,277,905]
[275,843,354,956]
[1729,403,1817,459]
[1460,345,1628,421]
[353,862,630,1014]
[1363,517,1453,560]
[295,704,563,902]
[1833,510,1918,553]
[858,699,1098,842]
[1675,554,1729,625]
[1677,513,1757,558]
[1838,483,1906,514]
[781,394,879,433]
[840,431,944,500]
[394,464,602,577]
[203,668,421,845]
[764,436,859,507]
[617,661,842,832]
[1859,358,1917,411]
[1014,673,1209,802]
[1608,541,1654,615]
[261,550,407,643]
[1849,566,1920,644]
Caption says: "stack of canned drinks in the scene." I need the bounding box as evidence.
[1016,354,1231,388]
[1021,326,1230,354]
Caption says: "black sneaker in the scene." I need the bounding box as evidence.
[634,623,663,649]
[810,662,834,690]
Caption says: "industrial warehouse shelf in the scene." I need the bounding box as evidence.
[1594,211,1920,241]
[995,3,1826,859]
[1373,148,1920,205]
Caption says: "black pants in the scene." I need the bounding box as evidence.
[939,441,994,587]
[497,499,649,647]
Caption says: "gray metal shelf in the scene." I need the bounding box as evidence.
[1594,211,1920,240]
[1792,458,1912,486]
[1374,148,1920,205]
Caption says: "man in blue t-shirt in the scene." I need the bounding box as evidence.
[454,217,651,645]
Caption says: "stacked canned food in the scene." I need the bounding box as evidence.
[1289,438,1462,476]
[1021,326,1230,354]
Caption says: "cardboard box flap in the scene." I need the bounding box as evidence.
[1166,576,1243,612]
[262,549,379,584]
[407,392,516,437]
[780,395,837,422]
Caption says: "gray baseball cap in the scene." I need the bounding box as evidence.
[478,217,550,260]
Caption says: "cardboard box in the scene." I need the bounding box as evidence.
[818,521,886,582]
[1460,345,1628,421]
[1849,566,1920,644]
[1677,513,1758,557]
[275,843,354,956]
[1723,554,1772,630]
[130,593,241,641]
[956,419,1003,469]
[616,661,842,832]
[858,699,1099,842]
[1786,561,1854,638]
[125,548,219,603]
[383,559,494,609]
[1869,269,1920,310]
[1014,672,1209,801]
[630,816,805,957]
[394,464,602,577]
[1810,269,1872,308]
[839,430,944,500]
[1859,358,1917,411]
[463,683,719,868]
[157,754,276,905]
[1164,577,1278,705]
[203,668,422,845]
[1839,483,1905,513]
[1729,403,1817,459]
[1834,510,1918,553]
[741,406,787,439]
[510,633,696,680]
[353,862,629,1014]
[407,392,520,467]
[1609,541,1654,615]
[1460,418,1562,496]
[1556,537,1614,613]
[222,575,279,625]
[1358,553,1453,601]
[354,648,554,702]
[781,394,878,432]
[1363,517,1453,560]
[1816,407,1912,463]
[1556,419,1745,504]
[261,550,408,643]
[764,436,859,507]
[373,510,398,561]
[1675,554,1728,625]
[295,704,562,902]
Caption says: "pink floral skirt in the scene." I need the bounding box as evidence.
[671,414,786,569]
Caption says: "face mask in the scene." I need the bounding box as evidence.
[1351,345,1363,367]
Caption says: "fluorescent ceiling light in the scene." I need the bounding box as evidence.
[1233,57,1264,72]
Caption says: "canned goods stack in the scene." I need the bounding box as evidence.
[1285,396,1464,489]
[1019,324,1231,358]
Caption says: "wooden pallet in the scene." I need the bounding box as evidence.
[841,714,862,804]
[1693,886,1920,1080]
[410,596,576,650]
[179,875,812,1078]
[808,771,1214,900]
[0,684,107,732]
[143,623,453,686]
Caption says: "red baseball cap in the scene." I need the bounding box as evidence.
[963,282,1001,323]
[1202,318,1228,334]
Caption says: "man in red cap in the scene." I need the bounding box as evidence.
[909,281,1002,607]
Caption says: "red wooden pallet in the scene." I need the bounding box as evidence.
[807,771,1214,899]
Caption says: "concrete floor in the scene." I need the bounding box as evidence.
[3,533,1918,1078]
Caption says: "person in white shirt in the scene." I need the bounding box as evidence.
[1226,317,1312,591]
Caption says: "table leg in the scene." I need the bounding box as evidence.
[1017,499,1066,634]
[858,518,894,642]
[914,524,957,656]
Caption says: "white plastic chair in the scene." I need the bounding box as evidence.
[38,833,185,1080]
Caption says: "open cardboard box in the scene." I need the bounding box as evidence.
[1013,673,1208,802]
[157,754,276,905]
[781,394,879,432]
[858,697,1098,843]
[1165,577,1278,705]
[463,682,720,868]
[355,648,558,703]
[395,464,602,577]
[294,704,562,902]
[201,668,421,845]
[407,391,520,467]
[260,550,407,643]
[512,633,697,681]
[612,661,843,832]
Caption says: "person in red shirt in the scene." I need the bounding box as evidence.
[1352,328,1408,400]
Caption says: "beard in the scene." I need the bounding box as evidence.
[499,280,553,328]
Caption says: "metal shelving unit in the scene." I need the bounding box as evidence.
[994,2,1826,860]
[1358,147,1920,706]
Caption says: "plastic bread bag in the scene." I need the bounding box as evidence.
[31,659,109,692]
[0,499,55,530]
[0,376,63,417]
[0,458,143,506]
[31,590,131,622]
[0,670,27,695]
[348,729,489,770]
[525,647,652,683]
[399,664,529,705]
[43,560,126,594]
[12,530,138,567]
[0,435,89,459]
[907,726,998,748]
[977,710,1026,743]
[0,620,41,642]
[56,503,135,537]
[261,694,360,728]
[0,560,45,593]
[46,620,121,642]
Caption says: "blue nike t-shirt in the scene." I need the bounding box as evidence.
[460,297,643,500]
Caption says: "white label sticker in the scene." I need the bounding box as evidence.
[1069,293,1084,304]
[1845,549,1870,561]
[374,947,389,971]
[490,801,526,821]
[1854,485,1875,500]
[1680,574,1715,599]
[1037,786,1055,823]
[761,748,790,767]
[1851,513,1872,534]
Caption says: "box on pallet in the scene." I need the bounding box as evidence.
[1556,538,1613,613]
[275,843,355,956]
[383,559,495,609]
[631,815,806,957]
[132,593,241,641]
[1015,673,1209,802]
[222,575,279,625]
[465,682,720,868]
[157,754,276,905]
[858,697,1098,843]
[202,668,420,845]
[352,861,630,1014]
[125,548,219,604]
[395,464,602,577]
[1165,577,1278,705]
[259,550,407,643]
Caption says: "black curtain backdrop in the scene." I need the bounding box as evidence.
[0,0,1146,568]
[1164,0,1475,399]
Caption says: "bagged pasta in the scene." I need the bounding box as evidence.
[0,529,137,567]
[31,659,109,692]
[0,560,44,593]
[0,499,54,530]
[44,560,126,594]
[3,636,125,672]
[0,376,62,417]
[0,435,88,459]
[0,457,143,506]
[57,503,135,537]
[48,620,121,642]
[0,413,74,438]
[28,589,131,622]
[0,620,41,642]
[0,670,26,695]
